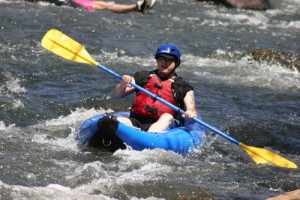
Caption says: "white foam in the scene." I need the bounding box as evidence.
[183,53,300,90]
[5,78,27,94]
[31,107,114,151]
[203,9,268,28]
[0,121,15,131]
[0,72,26,109]
[0,181,118,200]
[44,107,112,127]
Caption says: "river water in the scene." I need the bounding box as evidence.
[0,0,299,199]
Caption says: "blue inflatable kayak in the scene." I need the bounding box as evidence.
[76,111,207,155]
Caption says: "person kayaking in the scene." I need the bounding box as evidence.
[113,43,198,132]
[25,0,156,14]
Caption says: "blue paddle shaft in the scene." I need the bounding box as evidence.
[97,64,240,145]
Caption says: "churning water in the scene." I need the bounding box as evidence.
[0,0,299,199]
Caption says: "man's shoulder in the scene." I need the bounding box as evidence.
[134,71,151,86]
[134,70,151,76]
[134,70,151,80]
[173,76,194,99]
[174,76,192,87]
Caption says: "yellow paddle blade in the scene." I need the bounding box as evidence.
[239,143,297,168]
[41,29,99,66]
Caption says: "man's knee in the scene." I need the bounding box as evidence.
[117,117,133,126]
[159,113,174,122]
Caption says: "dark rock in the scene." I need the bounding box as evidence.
[197,0,271,10]
[251,49,300,71]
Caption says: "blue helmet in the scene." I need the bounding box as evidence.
[155,43,181,61]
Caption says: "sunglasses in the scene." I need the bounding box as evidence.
[156,56,176,62]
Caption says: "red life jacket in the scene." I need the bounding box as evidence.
[130,74,176,120]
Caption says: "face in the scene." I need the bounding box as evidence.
[156,55,178,79]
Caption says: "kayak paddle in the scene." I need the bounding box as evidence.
[41,29,297,168]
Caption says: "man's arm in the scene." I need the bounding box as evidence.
[182,90,198,119]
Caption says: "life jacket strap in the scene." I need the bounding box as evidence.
[144,106,158,114]
[154,83,163,89]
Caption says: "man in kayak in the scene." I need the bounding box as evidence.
[25,0,156,14]
[113,43,198,132]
